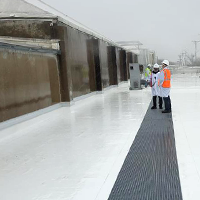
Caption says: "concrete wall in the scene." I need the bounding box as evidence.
[99,40,110,88]
[115,47,121,84]
[108,46,118,85]
[64,26,91,99]
[57,26,112,100]
[0,20,56,39]
[0,48,60,122]
[0,20,128,99]
[87,39,102,91]
[0,19,131,122]
[87,39,119,91]
[126,52,133,79]
[119,50,128,81]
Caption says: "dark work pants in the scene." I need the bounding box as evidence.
[153,96,163,108]
[163,96,171,111]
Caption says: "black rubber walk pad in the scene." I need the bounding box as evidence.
[108,105,183,200]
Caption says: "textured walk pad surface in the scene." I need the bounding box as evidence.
[108,106,183,200]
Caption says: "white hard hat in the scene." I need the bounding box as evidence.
[153,63,159,68]
[148,64,151,67]
[162,60,169,66]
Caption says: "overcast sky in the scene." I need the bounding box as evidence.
[42,0,200,62]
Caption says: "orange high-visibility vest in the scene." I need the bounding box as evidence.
[158,68,171,88]
[162,68,171,88]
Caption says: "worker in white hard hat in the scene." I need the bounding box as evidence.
[150,63,163,109]
[158,60,172,113]
[145,64,151,87]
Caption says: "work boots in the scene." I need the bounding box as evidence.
[159,96,163,109]
[162,110,171,113]
[151,96,163,109]
[162,96,172,113]
[151,96,157,109]
[151,106,157,109]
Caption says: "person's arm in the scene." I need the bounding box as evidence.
[159,71,164,86]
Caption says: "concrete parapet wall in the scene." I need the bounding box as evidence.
[0,19,132,122]
[0,48,60,122]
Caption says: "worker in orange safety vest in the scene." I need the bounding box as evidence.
[158,60,171,113]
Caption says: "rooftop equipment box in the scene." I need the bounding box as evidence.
[129,63,141,90]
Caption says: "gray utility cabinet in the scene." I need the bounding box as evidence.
[129,63,141,90]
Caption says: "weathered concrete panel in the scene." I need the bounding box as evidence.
[56,26,72,102]
[48,57,61,104]
[134,54,138,63]
[115,48,121,84]
[0,20,56,39]
[0,49,60,122]
[119,50,127,81]
[99,40,109,88]
[57,25,95,100]
[87,39,110,90]
[0,19,119,103]
[66,27,91,99]
[87,39,100,91]
[108,46,118,85]
[126,52,133,79]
